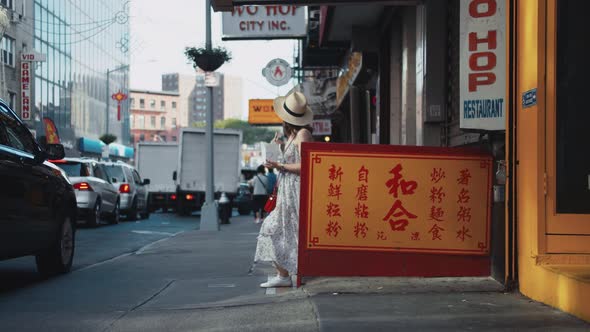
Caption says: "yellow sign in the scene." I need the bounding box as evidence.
[248,99,282,125]
[336,52,362,107]
[304,150,492,255]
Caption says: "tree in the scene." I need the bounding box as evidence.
[191,119,276,145]
[99,134,117,145]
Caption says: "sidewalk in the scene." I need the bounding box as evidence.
[108,214,589,331]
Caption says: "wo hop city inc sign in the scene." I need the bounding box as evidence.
[459,0,506,130]
[222,5,307,40]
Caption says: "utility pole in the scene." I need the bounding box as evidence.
[200,0,219,231]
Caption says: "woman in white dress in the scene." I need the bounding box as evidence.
[255,91,314,288]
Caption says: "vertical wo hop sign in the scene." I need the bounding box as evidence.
[459,0,506,131]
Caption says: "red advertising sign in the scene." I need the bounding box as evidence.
[298,143,493,286]
[20,61,31,120]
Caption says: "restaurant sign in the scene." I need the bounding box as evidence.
[222,5,307,40]
[298,143,492,285]
[248,99,282,125]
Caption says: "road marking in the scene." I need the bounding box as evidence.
[161,222,170,225]
[208,284,236,288]
[132,230,175,236]
[77,253,133,272]
[265,287,276,295]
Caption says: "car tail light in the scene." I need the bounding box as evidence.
[170,194,177,200]
[185,194,194,200]
[119,184,131,193]
[73,182,93,191]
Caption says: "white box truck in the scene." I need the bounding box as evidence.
[174,128,242,215]
[136,142,179,212]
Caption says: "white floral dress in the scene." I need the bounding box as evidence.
[254,140,300,274]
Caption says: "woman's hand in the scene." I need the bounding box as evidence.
[265,159,280,169]
[271,132,283,145]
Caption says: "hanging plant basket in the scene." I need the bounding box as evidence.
[185,46,232,72]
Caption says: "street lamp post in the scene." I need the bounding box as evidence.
[106,64,129,135]
[199,0,219,231]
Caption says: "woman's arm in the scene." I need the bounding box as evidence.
[265,129,313,175]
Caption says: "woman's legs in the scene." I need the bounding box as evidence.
[274,262,289,278]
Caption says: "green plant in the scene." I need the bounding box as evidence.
[184,46,232,72]
[99,134,117,145]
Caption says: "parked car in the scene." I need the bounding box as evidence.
[101,161,150,220]
[51,158,120,226]
[0,100,77,276]
[233,182,253,215]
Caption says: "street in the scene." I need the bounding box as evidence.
[0,212,197,293]
[0,211,588,331]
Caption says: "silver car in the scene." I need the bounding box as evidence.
[53,158,120,226]
[101,161,150,220]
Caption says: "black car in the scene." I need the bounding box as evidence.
[0,100,77,276]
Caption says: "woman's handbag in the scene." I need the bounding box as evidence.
[264,184,278,213]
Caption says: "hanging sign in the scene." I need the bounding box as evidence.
[262,58,292,86]
[459,0,506,130]
[248,99,282,125]
[222,5,307,40]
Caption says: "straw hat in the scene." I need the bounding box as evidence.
[273,91,313,126]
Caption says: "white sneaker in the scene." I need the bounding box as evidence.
[260,276,292,288]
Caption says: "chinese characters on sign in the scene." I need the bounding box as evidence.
[306,152,491,255]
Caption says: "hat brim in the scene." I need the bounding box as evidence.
[273,96,314,126]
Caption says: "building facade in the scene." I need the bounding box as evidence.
[25,0,132,158]
[212,0,590,323]
[129,90,180,144]
[0,0,34,112]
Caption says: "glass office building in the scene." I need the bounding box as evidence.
[33,0,130,155]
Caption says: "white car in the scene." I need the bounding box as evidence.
[52,158,120,226]
[101,161,150,220]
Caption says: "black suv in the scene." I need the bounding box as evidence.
[0,100,77,276]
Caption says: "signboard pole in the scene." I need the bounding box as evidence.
[200,0,220,231]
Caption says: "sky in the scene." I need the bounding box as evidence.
[129,0,299,119]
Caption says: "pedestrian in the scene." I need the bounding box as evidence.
[248,165,269,224]
[255,91,314,288]
[266,167,277,194]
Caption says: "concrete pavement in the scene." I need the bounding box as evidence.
[0,213,588,331]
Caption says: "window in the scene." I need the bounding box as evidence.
[555,1,590,213]
[132,170,142,184]
[139,99,145,108]
[139,134,145,142]
[161,136,167,142]
[172,117,177,128]
[129,115,135,129]
[0,104,36,154]
[149,99,156,109]
[172,136,177,142]
[8,92,15,109]
[160,100,166,109]
[1,36,15,66]
[130,98,135,108]
[0,0,13,9]
[172,101,177,109]
[150,116,156,128]
[160,116,165,129]
[137,115,145,129]
[93,164,107,181]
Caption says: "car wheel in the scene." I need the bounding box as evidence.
[87,200,101,227]
[109,201,120,225]
[35,215,75,277]
[140,203,150,219]
[128,198,138,221]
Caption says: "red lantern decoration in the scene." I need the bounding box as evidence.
[111,91,128,121]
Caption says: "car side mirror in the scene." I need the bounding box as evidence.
[44,144,66,160]
[172,171,177,181]
[143,178,150,185]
